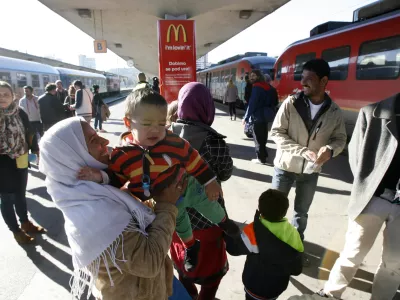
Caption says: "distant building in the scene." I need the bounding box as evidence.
[79,55,96,69]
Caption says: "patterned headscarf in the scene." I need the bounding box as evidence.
[0,101,26,159]
[178,82,215,126]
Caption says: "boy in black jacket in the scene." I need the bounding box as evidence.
[225,189,304,299]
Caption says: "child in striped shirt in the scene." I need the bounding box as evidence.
[81,88,239,272]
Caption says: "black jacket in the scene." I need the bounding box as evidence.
[93,93,105,114]
[38,93,65,126]
[244,82,252,102]
[0,109,39,193]
[225,211,303,299]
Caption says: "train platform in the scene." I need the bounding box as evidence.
[0,99,398,300]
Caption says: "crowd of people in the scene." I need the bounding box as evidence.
[0,56,399,300]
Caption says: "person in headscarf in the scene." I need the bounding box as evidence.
[169,82,234,299]
[39,117,190,300]
[0,81,46,244]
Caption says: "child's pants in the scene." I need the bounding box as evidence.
[176,176,226,240]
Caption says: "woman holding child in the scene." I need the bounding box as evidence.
[169,82,234,299]
[39,117,191,300]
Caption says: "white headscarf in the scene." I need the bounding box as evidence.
[39,117,155,299]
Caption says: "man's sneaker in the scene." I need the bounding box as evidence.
[99,129,107,133]
[21,221,47,234]
[316,289,332,298]
[184,240,201,272]
[14,231,35,244]
[218,218,241,237]
[251,158,267,165]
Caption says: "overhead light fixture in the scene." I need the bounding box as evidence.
[239,10,252,20]
[115,43,122,48]
[77,9,92,19]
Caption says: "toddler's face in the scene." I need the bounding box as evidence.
[125,104,167,148]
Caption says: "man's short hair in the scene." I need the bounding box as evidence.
[73,80,83,88]
[45,83,57,92]
[92,84,100,91]
[251,69,264,82]
[24,86,33,92]
[258,189,289,222]
[302,59,331,80]
[138,73,146,82]
[125,88,167,119]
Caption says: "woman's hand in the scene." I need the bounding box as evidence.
[153,174,188,205]
[205,179,223,201]
[77,167,103,183]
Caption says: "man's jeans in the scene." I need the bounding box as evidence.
[272,167,319,240]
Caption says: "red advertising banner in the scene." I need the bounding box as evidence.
[158,20,196,103]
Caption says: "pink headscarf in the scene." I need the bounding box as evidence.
[177,82,215,126]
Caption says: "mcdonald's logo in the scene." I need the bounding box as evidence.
[166,24,187,43]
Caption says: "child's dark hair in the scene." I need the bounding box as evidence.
[125,88,168,118]
[258,189,289,222]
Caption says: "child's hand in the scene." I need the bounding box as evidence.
[205,180,222,201]
[77,167,103,183]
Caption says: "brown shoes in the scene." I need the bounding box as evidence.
[21,221,47,234]
[13,231,35,244]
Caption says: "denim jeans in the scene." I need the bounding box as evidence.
[169,276,191,300]
[94,111,102,130]
[0,168,29,232]
[272,167,319,240]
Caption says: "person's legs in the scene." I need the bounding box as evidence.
[271,167,296,197]
[292,172,319,240]
[253,122,268,162]
[371,202,400,300]
[232,103,237,119]
[0,193,20,233]
[178,275,198,298]
[97,112,103,130]
[323,197,387,298]
[14,169,29,225]
[94,114,99,130]
[198,279,221,300]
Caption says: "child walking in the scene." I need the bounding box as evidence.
[225,189,304,300]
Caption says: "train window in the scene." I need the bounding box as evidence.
[42,75,50,86]
[31,74,40,87]
[357,35,400,80]
[17,73,27,88]
[276,61,283,80]
[294,52,316,81]
[0,72,11,84]
[322,46,350,80]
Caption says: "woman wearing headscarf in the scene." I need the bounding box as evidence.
[224,79,238,121]
[0,81,46,244]
[39,117,190,300]
[170,82,234,299]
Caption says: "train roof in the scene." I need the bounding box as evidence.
[199,56,276,73]
[283,9,399,52]
[0,56,59,74]
[56,67,106,79]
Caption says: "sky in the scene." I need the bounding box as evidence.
[0,0,377,71]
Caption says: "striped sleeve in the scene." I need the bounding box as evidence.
[242,223,259,253]
[224,222,258,256]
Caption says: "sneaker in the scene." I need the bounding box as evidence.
[315,289,330,298]
[184,240,201,272]
[218,218,241,237]
[21,221,47,234]
[14,231,35,244]
[251,158,267,165]
[99,129,107,133]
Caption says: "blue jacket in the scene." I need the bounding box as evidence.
[244,82,277,123]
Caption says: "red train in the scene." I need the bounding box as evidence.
[197,53,276,108]
[271,1,400,135]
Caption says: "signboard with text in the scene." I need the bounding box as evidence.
[158,20,196,102]
[94,40,107,53]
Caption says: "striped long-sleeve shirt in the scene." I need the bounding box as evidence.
[109,130,216,200]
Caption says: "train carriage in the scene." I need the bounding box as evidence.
[55,67,107,94]
[0,56,59,99]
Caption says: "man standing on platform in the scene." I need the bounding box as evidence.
[19,86,42,138]
[134,73,151,91]
[71,80,93,123]
[55,80,68,105]
[318,93,400,300]
[38,83,66,131]
[270,59,346,256]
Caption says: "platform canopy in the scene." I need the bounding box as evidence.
[38,0,290,75]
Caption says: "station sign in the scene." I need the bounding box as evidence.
[158,20,196,102]
[94,40,107,53]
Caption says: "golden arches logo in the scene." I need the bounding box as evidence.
[166,24,187,43]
